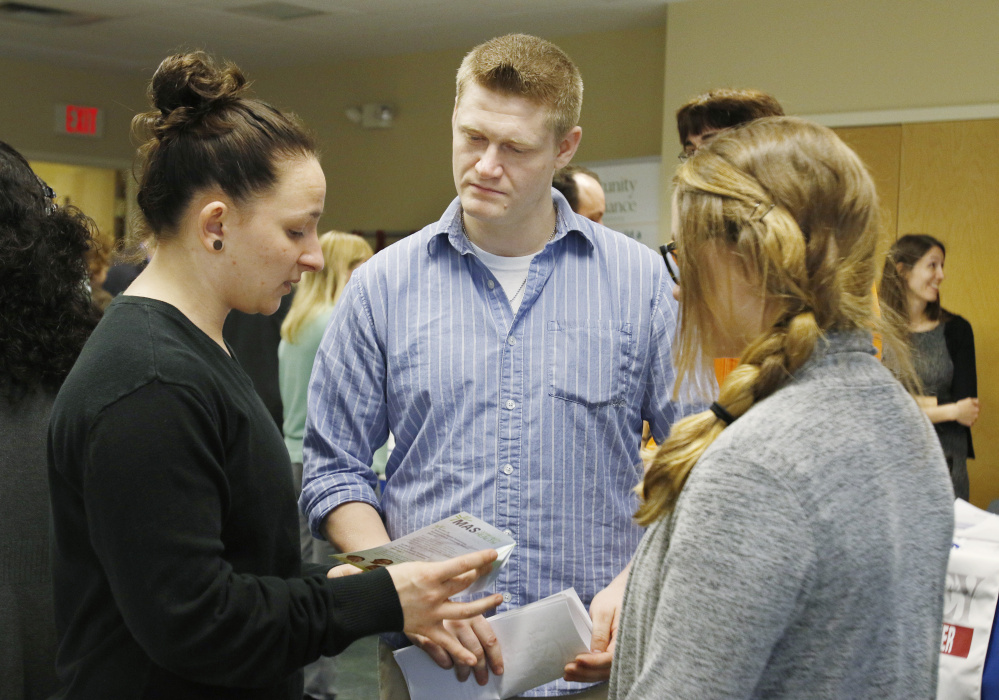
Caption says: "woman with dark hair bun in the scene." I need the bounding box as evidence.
[880,233,979,499]
[0,139,100,700]
[47,52,499,700]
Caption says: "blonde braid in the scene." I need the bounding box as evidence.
[636,309,820,525]
[637,117,886,526]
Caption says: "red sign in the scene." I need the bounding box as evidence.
[65,105,100,136]
[941,623,974,658]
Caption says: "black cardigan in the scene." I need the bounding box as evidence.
[48,297,403,699]
[942,311,977,459]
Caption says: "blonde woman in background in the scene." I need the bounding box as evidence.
[280,231,374,543]
[279,230,372,700]
[608,117,953,699]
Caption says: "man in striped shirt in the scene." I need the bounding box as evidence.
[302,34,692,699]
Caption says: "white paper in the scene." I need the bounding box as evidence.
[938,499,999,700]
[393,588,593,700]
[333,512,515,595]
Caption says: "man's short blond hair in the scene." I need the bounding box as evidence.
[456,34,583,140]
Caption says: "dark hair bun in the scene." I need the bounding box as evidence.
[149,51,247,122]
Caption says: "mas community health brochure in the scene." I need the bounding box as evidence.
[333,512,516,595]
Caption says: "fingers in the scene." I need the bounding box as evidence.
[447,620,484,683]
[409,633,453,670]
[470,615,503,677]
[589,606,614,654]
[442,593,503,621]
[564,651,614,683]
[327,564,364,579]
[424,628,479,667]
[433,549,498,584]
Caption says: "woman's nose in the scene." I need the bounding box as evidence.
[301,236,324,272]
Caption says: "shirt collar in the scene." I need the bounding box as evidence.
[427,190,595,257]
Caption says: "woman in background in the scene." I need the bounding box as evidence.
[0,140,100,700]
[47,51,499,700]
[278,230,373,700]
[85,227,114,311]
[880,233,979,500]
[609,118,953,699]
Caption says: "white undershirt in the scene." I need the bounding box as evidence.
[466,239,535,313]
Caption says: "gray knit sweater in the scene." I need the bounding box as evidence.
[610,332,954,699]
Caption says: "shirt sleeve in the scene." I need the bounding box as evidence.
[301,278,388,538]
[622,453,817,699]
[84,380,403,687]
[946,316,977,401]
[642,270,706,442]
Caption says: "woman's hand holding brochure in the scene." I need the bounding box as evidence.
[389,550,505,667]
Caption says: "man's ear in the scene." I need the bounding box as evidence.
[554,126,583,169]
[198,200,228,253]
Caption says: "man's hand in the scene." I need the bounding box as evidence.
[387,551,503,670]
[564,565,630,683]
[327,564,364,579]
[409,615,503,685]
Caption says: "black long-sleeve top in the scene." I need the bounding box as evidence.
[48,296,402,699]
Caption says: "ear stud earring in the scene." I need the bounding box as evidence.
[213,240,223,251]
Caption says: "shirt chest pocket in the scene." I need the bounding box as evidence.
[547,320,635,408]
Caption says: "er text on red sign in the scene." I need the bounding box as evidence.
[941,623,974,658]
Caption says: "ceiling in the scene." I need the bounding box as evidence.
[0,0,675,75]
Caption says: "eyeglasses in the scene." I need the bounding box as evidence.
[659,240,679,285]
[677,130,721,162]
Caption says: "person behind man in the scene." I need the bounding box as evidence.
[675,87,784,158]
[674,88,887,368]
[302,33,692,698]
[552,164,605,224]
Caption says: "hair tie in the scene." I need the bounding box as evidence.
[710,401,736,425]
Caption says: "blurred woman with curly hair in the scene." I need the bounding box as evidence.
[0,140,101,700]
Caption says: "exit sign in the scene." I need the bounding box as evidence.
[54,104,104,138]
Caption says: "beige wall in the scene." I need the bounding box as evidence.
[0,56,146,168]
[663,0,999,120]
[658,0,999,240]
[29,161,118,248]
[252,25,666,233]
[1,26,665,236]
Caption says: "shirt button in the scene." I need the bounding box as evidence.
[503,529,513,536]
[502,464,514,475]
[502,592,512,603]
[507,336,516,346]
[505,399,516,410]
[487,280,495,290]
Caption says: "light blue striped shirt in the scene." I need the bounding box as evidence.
[302,192,692,696]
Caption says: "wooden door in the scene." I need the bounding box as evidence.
[898,120,999,508]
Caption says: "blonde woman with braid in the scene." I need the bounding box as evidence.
[608,117,954,700]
